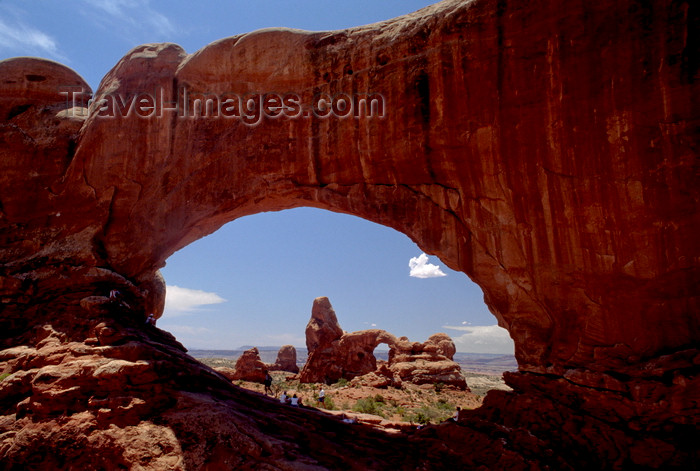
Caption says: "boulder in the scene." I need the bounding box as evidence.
[231,348,268,383]
[270,345,299,373]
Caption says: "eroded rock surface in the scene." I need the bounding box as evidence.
[270,344,299,374]
[231,347,268,383]
[300,297,469,389]
[387,334,466,388]
[0,0,698,468]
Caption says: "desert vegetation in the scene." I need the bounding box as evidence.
[198,358,495,426]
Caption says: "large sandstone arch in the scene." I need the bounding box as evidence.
[0,0,697,468]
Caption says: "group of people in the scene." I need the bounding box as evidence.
[275,386,327,408]
[278,391,302,406]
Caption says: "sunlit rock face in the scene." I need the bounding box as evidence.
[231,347,268,383]
[0,0,697,468]
[270,345,299,374]
[299,297,467,388]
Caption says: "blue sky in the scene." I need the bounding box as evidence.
[1,0,514,354]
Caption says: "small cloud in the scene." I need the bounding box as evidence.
[443,324,514,354]
[462,321,470,325]
[0,16,64,61]
[371,323,377,327]
[163,285,226,317]
[409,253,447,279]
[80,0,175,38]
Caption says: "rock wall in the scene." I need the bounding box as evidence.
[0,0,698,468]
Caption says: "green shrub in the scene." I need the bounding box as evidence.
[312,392,336,410]
[0,373,10,382]
[322,395,336,410]
[373,394,385,404]
[403,402,455,425]
[352,397,384,417]
[335,378,349,387]
[434,382,445,393]
[435,398,453,411]
[413,411,431,425]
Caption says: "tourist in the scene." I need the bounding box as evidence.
[108,289,130,310]
[264,371,273,396]
[318,387,325,406]
[340,414,355,424]
[452,406,461,422]
[290,394,300,407]
[280,391,288,404]
[145,313,156,326]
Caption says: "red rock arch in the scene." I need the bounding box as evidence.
[0,0,697,468]
[60,1,697,373]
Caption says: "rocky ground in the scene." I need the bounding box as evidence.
[198,358,510,428]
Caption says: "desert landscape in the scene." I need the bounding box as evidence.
[193,296,514,428]
[197,358,508,426]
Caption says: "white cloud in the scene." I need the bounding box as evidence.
[443,324,514,354]
[163,285,226,317]
[409,253,447,279]
[0,17,64,60]
[80,0,175,37]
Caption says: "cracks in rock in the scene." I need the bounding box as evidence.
[542,166,577,179]
[0,123,35,145]
[81,168,98,200]
[126,177,144,203]
[102,186,118,237]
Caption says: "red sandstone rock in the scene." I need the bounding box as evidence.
[270,344,299,373]
[388,335,467,389]
[213,367,237,381]
[300,298,466,388]
[230,347,268,383]
[0,0,698,469]
[305,297,344,353]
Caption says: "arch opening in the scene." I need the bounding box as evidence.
[159,207,514,358]
[158,207,515,398]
